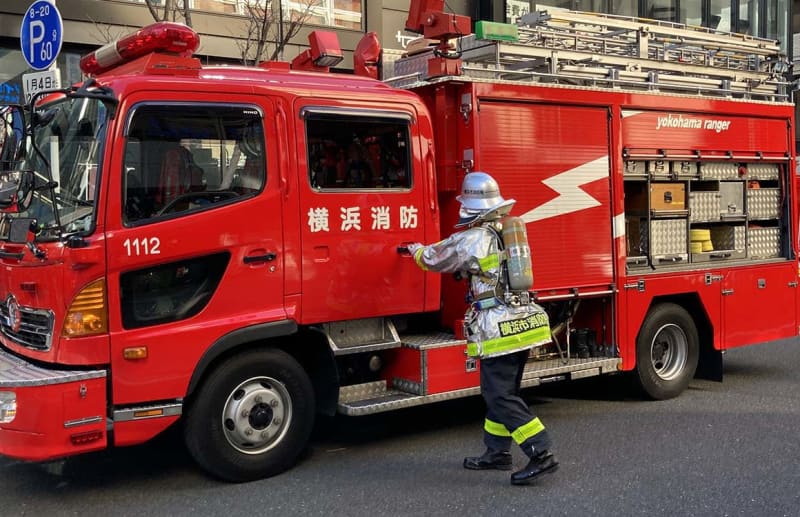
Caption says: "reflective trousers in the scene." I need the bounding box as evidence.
[481,349,552,458]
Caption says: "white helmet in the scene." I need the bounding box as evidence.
[455,172,515,227]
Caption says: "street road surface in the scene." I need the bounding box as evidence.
[1,338,799,516]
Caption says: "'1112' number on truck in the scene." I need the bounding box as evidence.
[123,237,161,256]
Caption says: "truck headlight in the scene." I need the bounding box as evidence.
[0,391,17,423]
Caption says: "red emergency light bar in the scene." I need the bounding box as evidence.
[79,22,200,75]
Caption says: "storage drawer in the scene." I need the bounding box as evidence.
[746,163,780,180]
[719,182,745,218]
[700,162,739,180]
[689,191,721,222]
[747,188,780,220]
[748,227,781,258]
[650,182,686,212]
[649,219,687,264]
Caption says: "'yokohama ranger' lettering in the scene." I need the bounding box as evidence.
[656,113,732,133]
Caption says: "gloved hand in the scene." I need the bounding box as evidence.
[407,242,423,255]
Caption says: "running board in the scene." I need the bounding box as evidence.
[337,357,620,416]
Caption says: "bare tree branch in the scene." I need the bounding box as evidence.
[235,0,320,66]
[86,14,134,44]
[141,0,193,26]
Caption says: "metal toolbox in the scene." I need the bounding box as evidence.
[624,161,647,177]
[691,225,746,262]
[648,219,687,264]
[671,161,698,178]
[719,181,745,218]
[746,163,780,180]
[747,188,780,220]
[747,227,781,258]
[650,182,686,212]
[689,191,721,222]
[700,162,739,180]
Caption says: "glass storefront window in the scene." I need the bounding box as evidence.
[286,0,362,30]
[681,2,701,26]
[709,0,732,31]
[607,0,636,17]
[119,0,361,29]
[644,0,677,22]
[739,0,755,34]
[506,1,533,23]
[575,0,607,12]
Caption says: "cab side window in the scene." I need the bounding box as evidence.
[123,104,265,224]
[305,113,411,190]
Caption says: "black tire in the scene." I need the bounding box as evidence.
[183,348,315,482]
[634,303,699,400]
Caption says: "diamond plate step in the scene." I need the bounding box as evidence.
[337,357,621,416]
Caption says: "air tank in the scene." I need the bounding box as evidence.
[501,215,533,291]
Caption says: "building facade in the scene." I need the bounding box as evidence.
[0,0,796,122]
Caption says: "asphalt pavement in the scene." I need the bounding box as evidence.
[1,338,799,516]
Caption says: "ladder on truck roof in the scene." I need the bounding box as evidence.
[388,8,791,102]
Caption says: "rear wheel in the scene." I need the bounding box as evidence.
[184,348,315,482]
[634,303,699,400]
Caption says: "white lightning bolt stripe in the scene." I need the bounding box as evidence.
[520,156,609,224]
[621,109,645,118]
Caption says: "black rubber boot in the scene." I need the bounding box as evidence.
[510,451,559,485]
[463,448,513,471]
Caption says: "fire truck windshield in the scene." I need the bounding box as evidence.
[12,96,107,240]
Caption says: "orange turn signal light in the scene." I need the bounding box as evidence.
[123,347,148,360]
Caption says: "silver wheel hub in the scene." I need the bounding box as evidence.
[650,323,688,381]
[222,376,292,455]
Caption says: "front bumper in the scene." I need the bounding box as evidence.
[0,346,107,461]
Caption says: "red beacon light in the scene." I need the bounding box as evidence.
[80,22,200,75]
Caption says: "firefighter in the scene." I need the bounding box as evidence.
[406,172,558,485]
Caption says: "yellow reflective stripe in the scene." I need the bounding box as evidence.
[484,418,511,437]
[413,247,429,271]
[512,417,545,444]
[478,253,500,272]
[466,325,551,357]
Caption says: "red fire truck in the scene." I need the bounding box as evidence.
[0,2,795,482]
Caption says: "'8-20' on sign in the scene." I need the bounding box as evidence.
[20,0,63,71]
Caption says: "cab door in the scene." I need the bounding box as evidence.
[104,96,285,407]
[296,104,429,323]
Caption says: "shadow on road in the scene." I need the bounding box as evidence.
[1,361,731,490]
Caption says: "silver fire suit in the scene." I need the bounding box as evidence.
[410,223,551,358]
[409,222,554,456]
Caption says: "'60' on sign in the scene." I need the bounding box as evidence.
[20,0,63,71]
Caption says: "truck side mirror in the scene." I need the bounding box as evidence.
[8,217,36,244]
[0,170,34,213]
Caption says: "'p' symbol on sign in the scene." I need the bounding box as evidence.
[20,0,63,71]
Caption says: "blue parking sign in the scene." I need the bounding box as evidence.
[20,0,63,71]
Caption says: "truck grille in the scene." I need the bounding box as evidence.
[0,300,54,351]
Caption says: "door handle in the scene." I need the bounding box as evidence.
[243,253,277,264]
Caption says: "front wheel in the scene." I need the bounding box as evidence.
[634,303,699,400]
[184,348,315,482]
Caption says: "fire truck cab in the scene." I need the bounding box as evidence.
[0,5,795,482]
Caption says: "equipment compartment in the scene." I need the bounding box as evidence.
[648,219,688,264]
[747,226,781,258]
[691,224,746,262]
[747,188,780,220]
